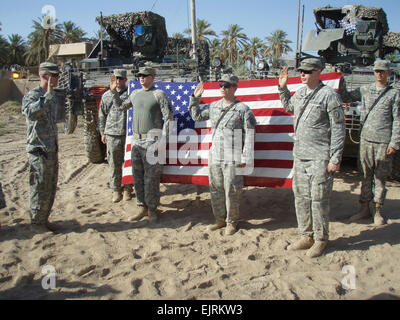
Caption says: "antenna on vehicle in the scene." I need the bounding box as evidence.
[296,0,301,68]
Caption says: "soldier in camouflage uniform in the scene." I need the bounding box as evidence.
[21,62,62,233]
[189,75,257,235]
[99,69,133,203]
[110,67,173,222]
[339,59,400,225]
[279,58,346,257]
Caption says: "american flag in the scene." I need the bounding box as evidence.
[121,73,342,188]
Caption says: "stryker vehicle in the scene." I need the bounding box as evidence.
[302,5,400,180]
[57,11,210,163]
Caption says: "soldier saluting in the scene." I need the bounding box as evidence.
[339,59,400,225]
[279,58,346,257]
[22,62,61,233]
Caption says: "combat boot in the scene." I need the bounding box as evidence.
[225,222,237,235]
[373,203,385,226]
[130,206,148,221]
[306,240,328,258]
[148,209,159,223]
[208,221,226,231]
[123,189,132,201]
[348,201,370,223]
[287,235,314,251]
[45,222,62,234]
[112,191,123,203]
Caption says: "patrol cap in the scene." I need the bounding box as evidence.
[39,62,60,75]
[298,58,323,71]
[114,69,127,78]
[373,59,390,71]
[136,66,156,77]
[218,74,239,86]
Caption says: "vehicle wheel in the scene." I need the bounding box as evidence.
[391,151,400,182]
[83,104,106,163]
[64,96,78,134]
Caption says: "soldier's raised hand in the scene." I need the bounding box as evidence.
[110,74,117,91]
[193,82,204,98]
[279,66,289,89]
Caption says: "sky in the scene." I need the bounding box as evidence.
[1,0,400,55]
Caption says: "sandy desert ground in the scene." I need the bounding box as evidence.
[0,112,399,300]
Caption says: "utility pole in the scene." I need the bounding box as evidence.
[190,0,200,79]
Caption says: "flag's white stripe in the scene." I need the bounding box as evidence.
[195,115,293,128]
[201,79,339,98]
[123,165,292,179]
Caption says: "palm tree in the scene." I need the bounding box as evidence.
[0,35,9,67]
[263,29,292,68]
[184,19,217,43]
[220,24,249,65]
[60,21,86,43]
[209,38,222,61]
[243,37,264,72]
[171,32,185,39]
[24,18,62,66]
[7,34,26,65]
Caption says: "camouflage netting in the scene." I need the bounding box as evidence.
[96,11,168,58]
[384,32,400,49]
[166,38,210,67]
[314,5,389,34]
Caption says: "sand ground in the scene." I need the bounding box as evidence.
[0,113,399,300]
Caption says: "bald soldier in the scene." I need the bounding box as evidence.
[279,58,346,258]
[338,59,400,225]
[22,62,62,233]
[99,69,133,203]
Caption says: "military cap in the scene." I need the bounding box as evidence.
[136,66,156,77]
[373,59,390,71]
[298,58,323,71]
[114,69,127,78]
[39,62,60,74]
[218,74,239,86]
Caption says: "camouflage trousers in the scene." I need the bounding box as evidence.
[359,139,393,205]
[27,150,58,224]
[131,138,163,211]
[106,135,132,193]
[292,158,333,241]
[209,164,243,223]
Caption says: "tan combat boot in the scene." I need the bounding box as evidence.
[148,209,159,223]
[123,189,132,201]
[306,240,328,258]
[208,220,226,231]
[225,222,238,236]
[287,235,314,251]
[130,206,148,221]
[373,203,385,226]
[348,201,370,223]
[112,191,123,203]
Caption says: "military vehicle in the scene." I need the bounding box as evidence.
[301,4,400,180]
[57,11,210,163]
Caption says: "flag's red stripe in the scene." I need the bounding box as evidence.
[244,176,292,188]
[193,125,294,135]
[201,93,282,104]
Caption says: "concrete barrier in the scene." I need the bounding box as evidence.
[0,79,40,105]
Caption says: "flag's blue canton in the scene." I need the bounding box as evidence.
[128,80,199,135]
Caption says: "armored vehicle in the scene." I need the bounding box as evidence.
[57,11,210,163]
[302,5,400,180]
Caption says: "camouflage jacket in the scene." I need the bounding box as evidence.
[99,87,129,136]
[189,96,257,165]
[338,82,400,150]
[22,86,58,153]
[112,86,173,139]
[279,82,346,164]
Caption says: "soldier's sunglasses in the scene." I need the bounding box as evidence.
[116,76,126,80]
[299,69,317,74]
[219,82,232,88]
[138,74,150,78]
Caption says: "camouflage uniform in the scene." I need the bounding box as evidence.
[189,96,257,224]
[99,87,132,193]
[279,82,345,240]
[112,84,173,211]
[339,81,400,205]
[22,86,59,225]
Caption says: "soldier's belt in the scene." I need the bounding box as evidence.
[133,133,149,139]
